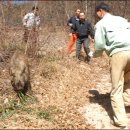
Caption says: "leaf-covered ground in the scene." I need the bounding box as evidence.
[0,27,130,129]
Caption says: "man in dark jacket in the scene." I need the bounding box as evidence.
[67,9,80,32]
[67,9,80,54]
[73,12,94,64]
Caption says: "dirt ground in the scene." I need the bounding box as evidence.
[0,27,130,129]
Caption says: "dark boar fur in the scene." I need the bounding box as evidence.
[9,50,31,95]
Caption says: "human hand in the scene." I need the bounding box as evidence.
[69,23,73,27]
[88,51,93,57]
[91,39,94,43]
[69,33,72,36]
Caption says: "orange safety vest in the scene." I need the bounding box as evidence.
[67,33,77,54]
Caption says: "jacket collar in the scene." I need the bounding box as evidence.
[79,20,85,24]
[103,13,111,19]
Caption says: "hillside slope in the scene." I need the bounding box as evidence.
[0,27,129,129]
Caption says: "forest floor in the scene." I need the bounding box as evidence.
[0,26,130,129]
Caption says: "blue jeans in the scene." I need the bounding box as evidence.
[76,38,90,62]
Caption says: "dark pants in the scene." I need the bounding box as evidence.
[76,38,90,62]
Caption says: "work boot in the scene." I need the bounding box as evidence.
[77,58,81,64]
[85,56,91,65]
[86,59,91,65]
[87,61,91,65]
[110,120,129,129]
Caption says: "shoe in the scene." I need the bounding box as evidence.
[87,61,91,65]
[76,57,81,63]
[126,106,130,113]
[86,57,91,64]
[120,126,129,129]
[110,120,129,129]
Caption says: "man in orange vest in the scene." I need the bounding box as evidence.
[67,9,80,54]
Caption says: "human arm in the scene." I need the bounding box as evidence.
[88,22,94,40]
[93,23,106,58]
[67,17,73,27]
[23,13,29,27]
[36,16,40,28]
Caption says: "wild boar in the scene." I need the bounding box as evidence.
[9,50,31,94]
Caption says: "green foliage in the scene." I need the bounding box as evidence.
[0,94,37,119]
[36,105,60,121]
[0,94,59,123]
[37,110,52,120]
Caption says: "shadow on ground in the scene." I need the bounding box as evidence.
[88,90,113,121]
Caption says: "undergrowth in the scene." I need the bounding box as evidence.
[0,93,60,122]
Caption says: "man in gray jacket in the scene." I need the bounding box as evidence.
[94,2,130,129]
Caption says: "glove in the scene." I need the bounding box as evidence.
[88,51,93,57]
[69,23,73,27]
[69,33,72,36]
